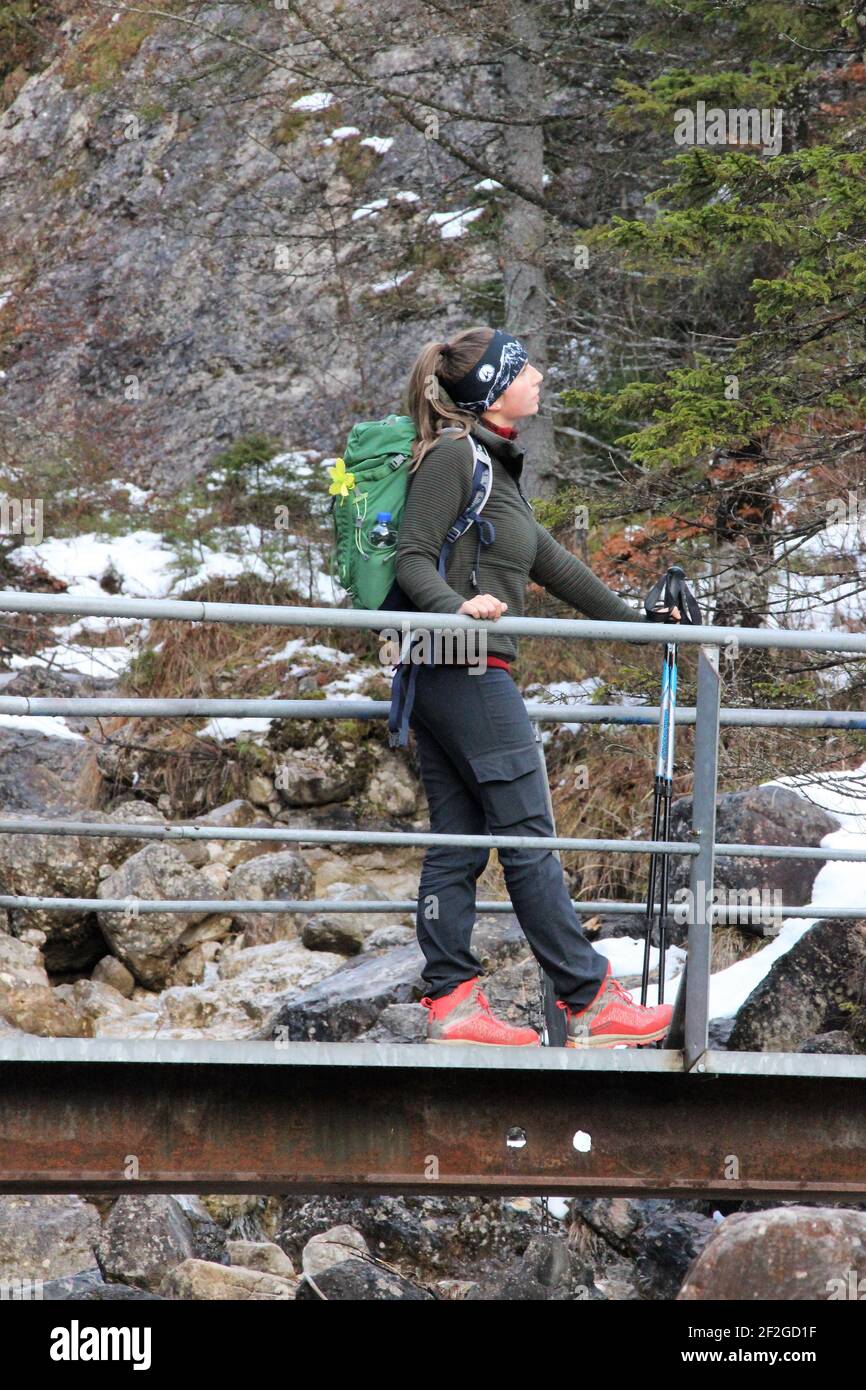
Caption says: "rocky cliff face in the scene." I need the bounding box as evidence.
[0,3,496,487]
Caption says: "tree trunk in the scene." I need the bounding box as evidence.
[501,1,557,500]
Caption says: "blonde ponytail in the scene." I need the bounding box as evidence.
[402,326,494,471]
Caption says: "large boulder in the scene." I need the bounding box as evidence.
[301,1225,369,1279]
[296,1258,432,1300]
[678,1206,866,1299]
[194,798,276,870]
[150,938,344,1040]
[0,933,89,1036]
[273,749,359,806]
[271,940,425,1041]
[97,842,223,986]
[633,1209,718,1300]
[0,1197,101,1282]
[0,808,131,970]
[159,1258,298,1300]
[0,725,92,816]
[728,918,866,1051]
[95,1196,198,1293]
[227,1241,295,1277]
[665,786,840,940]
[39,1269,165,1300]
[225,850,315,947]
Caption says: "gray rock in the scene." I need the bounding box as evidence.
[471,915,533,971]
[302,913,365,955]
[302,1224,368,1278]
[0,727,91,816]
[91,954,136,997]
[273,750,358,806]
[272,941,425,1041]
[365,752,421,817]
[476,954,545,1033]
[728,918,866,1052]
[110,799,211,868]
[707,1017,735,1049]
[39,1268,165,1300]
[679,1206,866,1300]
[0,809,130,969]
[97,843,221,986]
[633,1210,718,1300]
[194,799,273,870]
[171,1195,230,1265]
[356,1001,427,1043]
[297,1258,433,1300]
[465,1234,603,1301]
[95,1195,197,1293]
[665,786,840,942]
[800,1029,858,1054]
[225,850,315,947]
[569,1196,711,1258]
[227,1240,295,1276]
[0,1196,101,1281]
[362,924,416,952]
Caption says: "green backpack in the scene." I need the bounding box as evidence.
[326,412,494,613]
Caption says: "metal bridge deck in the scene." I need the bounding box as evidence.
[2,1040,864,1201]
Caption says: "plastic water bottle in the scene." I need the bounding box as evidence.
[369,512,397,547]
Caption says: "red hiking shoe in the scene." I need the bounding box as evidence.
[421,977,540,1046]
[556,962,672,1048]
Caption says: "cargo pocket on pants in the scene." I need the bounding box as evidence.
[467,743,550,828]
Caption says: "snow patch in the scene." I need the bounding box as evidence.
[359,135,393,154]
[427,208,485,239]
[291,91,336,112]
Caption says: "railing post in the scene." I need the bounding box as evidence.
[668,644,720,1070]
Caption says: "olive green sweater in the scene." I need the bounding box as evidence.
[395,419,648,662]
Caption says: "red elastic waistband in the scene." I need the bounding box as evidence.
[391,656,512,673]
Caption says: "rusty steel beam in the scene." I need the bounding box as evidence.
[1,1040,866,1200]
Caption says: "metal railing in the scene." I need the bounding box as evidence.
[1,588,865,1074]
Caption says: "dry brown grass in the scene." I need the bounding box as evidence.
[72,573,369,816]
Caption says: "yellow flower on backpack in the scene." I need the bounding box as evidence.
[327,457,356,500]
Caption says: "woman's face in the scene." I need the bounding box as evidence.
[489,361,543,421]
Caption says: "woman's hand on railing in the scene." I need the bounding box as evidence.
[458,594,508,620]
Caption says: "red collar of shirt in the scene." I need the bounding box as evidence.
[479,417,520,441]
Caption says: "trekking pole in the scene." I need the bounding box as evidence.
[640,642,677,1005]
[532,723,567,1047]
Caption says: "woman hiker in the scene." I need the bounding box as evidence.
[395,325,683,1048]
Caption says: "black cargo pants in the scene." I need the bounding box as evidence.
[406,661,609,1008]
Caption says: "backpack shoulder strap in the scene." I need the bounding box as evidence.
[436,432,495,585]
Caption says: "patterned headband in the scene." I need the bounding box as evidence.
[441,330,529,415]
